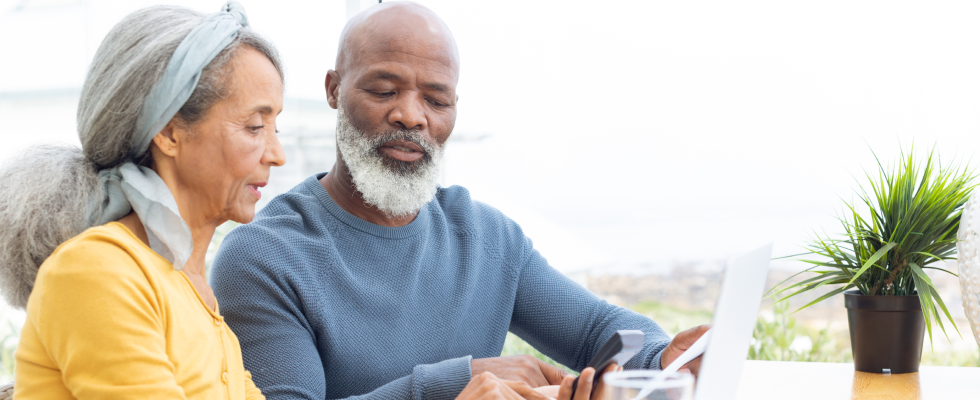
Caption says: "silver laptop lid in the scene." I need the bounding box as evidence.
[694,243,772,400]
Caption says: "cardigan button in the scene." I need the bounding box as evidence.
[221,372,229,383]
[214,318,222,326]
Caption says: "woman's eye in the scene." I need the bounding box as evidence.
[249,125,264,133]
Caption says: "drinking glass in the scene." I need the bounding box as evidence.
[602,370,694,400]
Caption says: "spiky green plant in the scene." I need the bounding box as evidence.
[768,148,976,343]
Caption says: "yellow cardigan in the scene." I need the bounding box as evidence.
[14,222,265,400]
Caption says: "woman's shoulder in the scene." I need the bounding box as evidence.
[39,222,159,279]
[27,222,169,326]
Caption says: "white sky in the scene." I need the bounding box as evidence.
[3,0,980,270]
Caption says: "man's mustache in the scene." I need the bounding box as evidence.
[370,131,435,159]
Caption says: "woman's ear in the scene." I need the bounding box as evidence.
[152,121,183,157]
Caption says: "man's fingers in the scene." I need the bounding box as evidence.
[677,324,711,348]
[662,324,712,368]
[533,385,561,399]
[472,355,564,387]
[458,372,501,400]
[590,364,617,400]
[503,382,529,400]
[681,356,702,378]
[602,363,617,375]
[491,379,524,400]
[556,375,575,400]
[504,380,551,400]
[573,368,595,400]
[464,373,535,400]
[536,358,570,386]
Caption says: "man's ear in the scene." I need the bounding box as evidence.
[152,122,181,158]
[325,70,341,110]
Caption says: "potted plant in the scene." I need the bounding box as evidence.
[768,148,974,374]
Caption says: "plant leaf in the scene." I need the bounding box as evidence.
[847,242,896,285]
[792,286,851,314]
[920,266,958,277]
[909,267,935,347]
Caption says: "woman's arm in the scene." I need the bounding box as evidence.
[25,237,186,399]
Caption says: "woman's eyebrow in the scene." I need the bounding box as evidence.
[249,105,275,114]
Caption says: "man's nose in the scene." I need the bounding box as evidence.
[388,94,427,131]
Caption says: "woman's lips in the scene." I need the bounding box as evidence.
[247,181,266,200]
[379,140,425,162]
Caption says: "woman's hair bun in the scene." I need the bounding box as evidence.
[0,145,101,309]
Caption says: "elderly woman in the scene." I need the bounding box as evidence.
[0,2,611,399]
[0,2,284,398]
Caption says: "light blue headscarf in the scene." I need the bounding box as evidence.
[89,2,249,271]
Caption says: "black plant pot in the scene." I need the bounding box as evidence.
[844,290,925,374]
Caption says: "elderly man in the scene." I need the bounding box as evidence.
[211,3,708,400]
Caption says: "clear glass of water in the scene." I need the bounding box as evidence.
[602,370,694,400]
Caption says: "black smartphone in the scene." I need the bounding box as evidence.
[568,330,645,398]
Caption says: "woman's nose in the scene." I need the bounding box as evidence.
[263,131,286,167]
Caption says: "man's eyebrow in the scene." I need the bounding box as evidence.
[421,82,451,93]
[367,70,404,81]
[364,70,451,93]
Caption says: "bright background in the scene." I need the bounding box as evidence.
[5,0,980,270]
[1,0,979,373]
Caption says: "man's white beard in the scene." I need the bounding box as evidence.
[335,103,444,218]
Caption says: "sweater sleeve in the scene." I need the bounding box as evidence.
[508,245,673,371]
[27,236,188,399]
[211,229,473,400]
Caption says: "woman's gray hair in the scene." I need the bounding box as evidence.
[0,5,283,309]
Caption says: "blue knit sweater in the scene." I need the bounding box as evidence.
[211,174,671,400]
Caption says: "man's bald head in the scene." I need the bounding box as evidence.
[322,2,460,223]
[335,2,460,79]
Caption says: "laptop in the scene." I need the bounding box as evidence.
[693,243,772,400]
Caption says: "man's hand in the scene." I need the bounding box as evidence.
[457,372,552,400]
[659,324,711,377]
[534,363,621,400]
[552,363,619,400]
[472,355,570,388]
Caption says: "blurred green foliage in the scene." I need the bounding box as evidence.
[0,320,18,382]
[921,347,980,367]
[501,299,979,368]
[748,301,851,362]
[628,301,713,336]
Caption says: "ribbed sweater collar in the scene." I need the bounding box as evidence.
[304,173,431,240]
